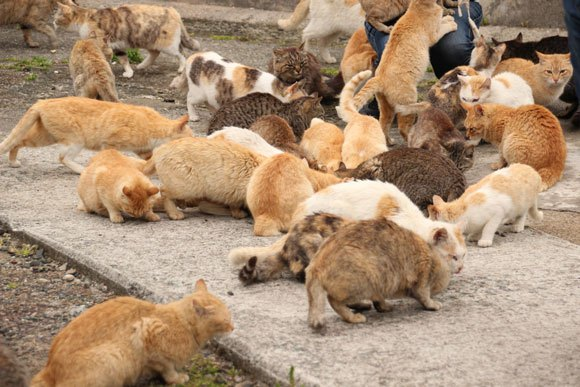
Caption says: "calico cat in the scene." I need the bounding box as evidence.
[463,103,567,190]
[470,35,506,76]
[69,31,119,102]
[300,118,344,172]
[458,72,534,107]
[206,93,324,140]
[335,148,466,210]
[337,70,388,167]
[31,280,233,387]
[340,27,377,83]
[428,163,543,247]
[0,338,29,387]
[55,2,200,78]
[0,97,192,174]
[353,0,457,142]
[246,153,342,236]
[208,127,283,157]
[306,217,463,328]
[77,150,160,223]
[143,137,265,220]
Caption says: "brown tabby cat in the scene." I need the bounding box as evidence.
[407,106,475,171]
[206,93,324,140]
[31,280,233,387]
[0,337,29,387]
[470,35,506,76]
[306,217,464,329]
[463,103,567,190]
[249,115,312,162]
[340,27,377,83]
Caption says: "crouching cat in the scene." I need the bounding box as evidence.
[207,127,283,157]
[428,163,543,247]
[31,280,233,387]
[306,218,464,329]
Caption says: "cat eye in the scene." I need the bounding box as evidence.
[452,255,458,261]
[560,70,567,74]
[545,70,552,74]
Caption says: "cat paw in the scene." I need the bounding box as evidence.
[144,212,161,222]
[9,160,21,168]
[230,208,248,219]
[122,70,134,78]
[477,239,493,248]
[442,15,455,23]
[443,9,455,16]
[373,300,394,313]
[425,301,442,311]
[277,18,292,31]
[322,55,337,64]
[175,373,189,384]
[490,162,506,170]
[26,41,40,48]
[168,211,185,220]
[110,214,125,223]
[347,313,367,324]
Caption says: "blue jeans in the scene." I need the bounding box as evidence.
[364,1,483,79]
[564,0,580,95]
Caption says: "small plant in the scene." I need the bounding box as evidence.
[482,16,490,26]
[127,48,143,64]
[12,243,37,258]
[211,35,238,41]
[7,282,19,290]
[25,72,38,81]
[0,56,52,71]
[321,67,339,77]
[288,366,296,387]
[426,65,434,73]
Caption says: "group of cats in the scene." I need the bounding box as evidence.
[0,0,574,385]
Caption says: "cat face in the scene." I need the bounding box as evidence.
[191,280,234,335]
[271,48,307,84]
[458,75,491,104]
[446,141,474,172]
[120,185,159,218]
[462,104,489,143]
[536,52,573,87]
[55,3,84,31]
[427,225,465,274]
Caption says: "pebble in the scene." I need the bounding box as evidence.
[37,278,49,284]
[58,263,67,271]
[69,305,87,317]
[227,291,234,296]
[63,274,75,282]
[66,268,76,275]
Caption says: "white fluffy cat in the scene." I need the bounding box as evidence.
[208,127,283,157]
[458,72,534,107]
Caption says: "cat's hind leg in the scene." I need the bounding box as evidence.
[411,286,442,311]
[372,299,394,313]
[317,32,341,64]
[376,94,396,146]
[490,155,507,170]
[116,52,134,78]
[186,87,205,122]
[328,296,367,324]
[58,144,85,174]
[21,26,39,48]
[478,211,505,247]
[26,20,57,48]
[528,198,544,221]
[253,215,282,236]
[162,191,185,220]
[8,146,22,168]
[136,50,160,70]
[511,213,527,233]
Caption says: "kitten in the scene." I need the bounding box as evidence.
[249,115,312,162]
[353,0,457,142]
[0,337,29,387]
[143,137,265,220]
[247,153,342,236]
[206,93,324,140]
[55,2,200,78]
[335,148,466,210]
[337,70,388,167]
[69,31,119,102]
[458,72,534,107]
[0,97,192,174]
[340,27,377,83]
[306,217,463,328]
[470,35,506,76]
[493,52,573,107]
[208,127,283,157]
[463,103,567,190]
[300,118,344,172]
[407,107,475,171]
[429,163,543,247]
[77,150,160,223]
[31,280,233,387]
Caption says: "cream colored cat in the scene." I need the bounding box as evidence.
[300,118,344,172]
[208,127,283,157]
[428,164,543,247]
[458,72,534,107]
[0,97,192,173]
[340,27,376,83]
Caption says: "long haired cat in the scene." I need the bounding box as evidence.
[77,150,160,223]
[69,31,119,102]
[306,217,463,328]
[300,118,344,172]
[458,71,534,106]
[340,27,377,83]
[353,0,457,142]
[407,107,475,171]
[470,35,506,76]
[208,127,283,157]
[31,280,233,387]
[249,115,312,162]
[337,70,388,167]
[143,137,265,220]
[55,2,200,78]
[247,153,342,236]
[428,163,543,247]
[206,93,324,140]
[335,148,466,210]
[0,97,192,174]
[463,103,567,190]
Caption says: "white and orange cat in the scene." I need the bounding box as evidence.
[428,164,543,247]
[77,150,160,223]
[458,72,534,107]
[208,126,283,157]
[31,280,233,387]
[300,118,344,172]
[0,97,192,173]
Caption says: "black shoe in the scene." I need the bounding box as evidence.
[571,106,580,129]
[359,98,380,119]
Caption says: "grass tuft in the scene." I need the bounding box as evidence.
[321,67,339,77]
[0,56,52,71]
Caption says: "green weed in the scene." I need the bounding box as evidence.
[12,243,37,258]
[0,56,52,71]
[321,67,339,77]
[426,66,434,73]
[25,73,38,81]
[7,282,19,290]
[111,48,143,64]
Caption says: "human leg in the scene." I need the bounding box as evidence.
[563,0,580,127]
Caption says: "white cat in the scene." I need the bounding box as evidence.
[458,72,534,107]
[208,127,283,157]
[428,163,544,247]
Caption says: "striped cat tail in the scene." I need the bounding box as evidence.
[0,106,41,158]
[179,23,201,52]
[228,234,289,266]
[337,70,373,123]
[278,0,310,30]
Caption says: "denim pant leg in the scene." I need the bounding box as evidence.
[564,0,580,94]
[364,21,390,68]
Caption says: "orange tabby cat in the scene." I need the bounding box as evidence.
[31,280,233,387]
[0,97,192,174]
[77,150,160,223]
[340,27,377,83]
[300,118,344,172]
[463,103,567,190]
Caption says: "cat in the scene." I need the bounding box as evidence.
[407,106,475,171]
[429,163,543,247]
[300,118,344,172]
[340,27,377,83]
[31,279,233,387]
[247,153,342,236]
[207,127,283,158]
[249,115,312,162]
[353,0,457,143]
[206,92,324,140]
[458,72,534,107]
[470,35,506,76]
[306,217,464,329]
[143,137,265,220]
[77,150,160,223]
[0,97,192,174]
[337,70,388,167]
[277,0,365,64]
[335,148,466,210]
[493,52,573,107]
[69,31,119,102]
[463,103,567,190]
[0,337,29,387]
[170,51,305,122]
[54,2,200,78]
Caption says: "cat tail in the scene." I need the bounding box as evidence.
[306,268,327,330]
[179,23,201,52]
[337,70,373,123]
[323,71,345,98]
[394,102,431,115]
[30,369,54,387]
[228,233,289,266]
[528,197,544,221]
[0,106,40,156]
[97,82,119,103]
[142,157,156,176]
[278,0,310,30]
[538,167,563,192]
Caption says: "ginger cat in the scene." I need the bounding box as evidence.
[77,150,160,223]
[300,118,344,172]
[493,52,573,106]
[428,163,543,247]
[340,27,377,83]
[337,70,388,168]
[463,103,567,190]
[458,72,534,107]
[31,280,233,387]
[246,153,342,236]
[208,127,283,157]
[69,31,119,102]
[306,217,464,329]
[0,97,192,174]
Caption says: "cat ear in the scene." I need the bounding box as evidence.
[194,279,208,292]
[564,52,571,60]
[474,104,484,116]
[535,51,547,63]
[298,41,306,51]
[57,2,72,12]
[176,115,190,131]
[147,186,160,196]
[495,43,506,58]
[491,37,500,46]
[482,78,492,90]
[88,30,97,39]
[247,256,257,269]
[338,162,347,171]
[273,48,285,56]
[432,228,449,244]
[515,32,523,43]
[122,186,132,197]
[432,195,445,205]
[427,205,438,220]
[456,75,468,84]
[309,92,319,99]
[475,35,485,47]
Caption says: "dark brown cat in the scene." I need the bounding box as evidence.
[206,92,324,140]
[335,147,466,210]
[249,115,313,162]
